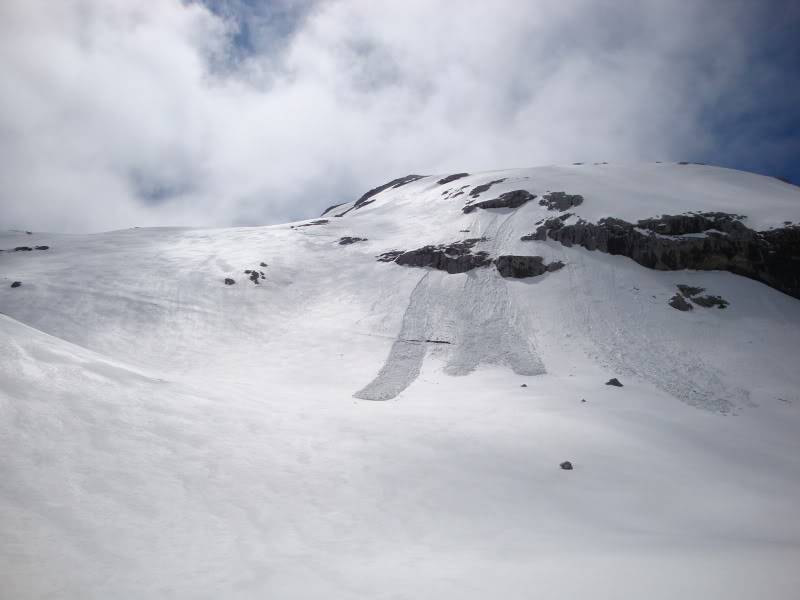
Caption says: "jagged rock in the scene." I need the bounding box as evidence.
[468,178,506,198]
[10,281,22,288]
[606,378,623,387]
[691,295,729,309]
[546,261,565,272]
[339,236,368,245]
[539,192,584,211]
[463,190,536,213]
[560,461,574,470]
[392,238,492,274]
[527,212,800,299]
[677,284,705,297]
[14,246,32,251]
[669,294,694,311]
[437,173,470,185]
[224,278,235,285]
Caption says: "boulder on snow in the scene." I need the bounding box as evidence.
[10,281,22,288]
[224,278,235,285]
[560,461,574,470]
[521,383,528,388]
[605,378,623,387]
[14,246,32,251]
[35,245,49,250]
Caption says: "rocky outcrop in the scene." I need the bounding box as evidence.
[379,238,491,274]
[320,202,346,217]
[377,250,404,262]
[526,212,800,299]
[692,295,729,309]
[468,178,506,198]
[539,192,583,211]
[495,255,564,278]
[463,190,537,214]
[291,219,328,229]
[670,284,729,310]
[339,236,367,245]
[437,173,470,185]
[337,174,426,215]
[669,294,693,311]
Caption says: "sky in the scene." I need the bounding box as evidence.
[0,0,798,233]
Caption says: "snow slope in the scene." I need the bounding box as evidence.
[2,163,800,599]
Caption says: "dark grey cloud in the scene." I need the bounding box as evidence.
[0,0,797,233]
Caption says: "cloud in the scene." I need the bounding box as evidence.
[0,0,797,233]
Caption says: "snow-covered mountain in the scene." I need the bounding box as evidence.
[2,162,800,599]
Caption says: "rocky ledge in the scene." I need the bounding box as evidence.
[377,239,564,279]
[463,190,537,214]
[525,211,800,299]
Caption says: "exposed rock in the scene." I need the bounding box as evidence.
[320,202,346,217]
[560,461,574,470]
[521,383,528,387]
[669,294,694,311]
[339,236,368,245]
[291,219,328,229]
[260,262,268,267]
[224,278,235,285]
[437,173,470,185]
[35,245,49,250]
[527,212,800,299]
[677,284,705,297]
[692,295,729,309]
[539,191,584,211]
[495,255,563,278]
[377,250,404,262]
[335,174,425,216]
[463,190,536,214]
[14,246,32,251]
[10,281,22,288]
[244,270,261,284]
[606,378,623,387]
[392,238,492,274]
[468,178,506,198]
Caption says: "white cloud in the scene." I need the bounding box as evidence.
[0,0,772,232]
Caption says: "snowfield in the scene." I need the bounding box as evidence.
[2,163,800,598]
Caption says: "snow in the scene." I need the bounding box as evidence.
[2,163,800,598]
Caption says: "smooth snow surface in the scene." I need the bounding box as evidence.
[2,163,800,599]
